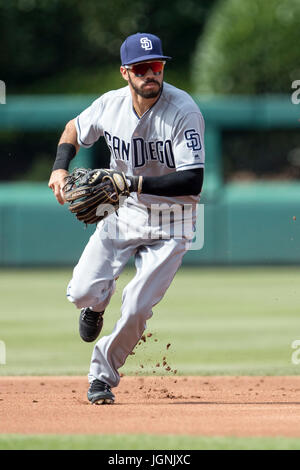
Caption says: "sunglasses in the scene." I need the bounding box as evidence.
[125,61,166,77]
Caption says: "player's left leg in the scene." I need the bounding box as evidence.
[88,236,188,390]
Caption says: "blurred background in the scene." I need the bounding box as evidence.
[1,0,300,380]
[1,0,300,266]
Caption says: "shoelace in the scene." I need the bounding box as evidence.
[82,309,102,326]
[90,380,111,393]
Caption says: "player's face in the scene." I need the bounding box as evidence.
[120,61,165,99]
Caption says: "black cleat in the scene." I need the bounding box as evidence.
[87,379,115,405]
[79,307,104,342]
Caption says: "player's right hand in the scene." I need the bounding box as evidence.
[48,169,69,205]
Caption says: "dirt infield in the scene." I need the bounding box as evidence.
[1,376,300,436]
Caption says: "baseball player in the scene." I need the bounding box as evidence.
[48,32,205,405]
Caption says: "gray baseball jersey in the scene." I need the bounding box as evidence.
[75,82,205,209]
[67,82,205,389]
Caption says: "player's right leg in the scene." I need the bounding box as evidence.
[66,218,133,342]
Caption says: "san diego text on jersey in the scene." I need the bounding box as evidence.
[104,131,175,169]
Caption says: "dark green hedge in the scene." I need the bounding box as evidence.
[1,0,216,93]
[192,0,300,94]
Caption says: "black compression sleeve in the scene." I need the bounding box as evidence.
[140,168,203,196]
[52,143,77,171]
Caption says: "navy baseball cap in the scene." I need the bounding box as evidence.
[120,33,172,66]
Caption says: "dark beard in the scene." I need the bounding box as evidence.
[128,74,162,99]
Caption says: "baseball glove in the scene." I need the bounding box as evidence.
[63,167,131,224]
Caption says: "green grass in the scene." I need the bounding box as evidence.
[1,266,300,450]
[1,434,300,450]
[1,266,300,376]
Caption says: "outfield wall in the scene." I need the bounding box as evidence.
[0,95,299,266]
[0,181,299,266]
